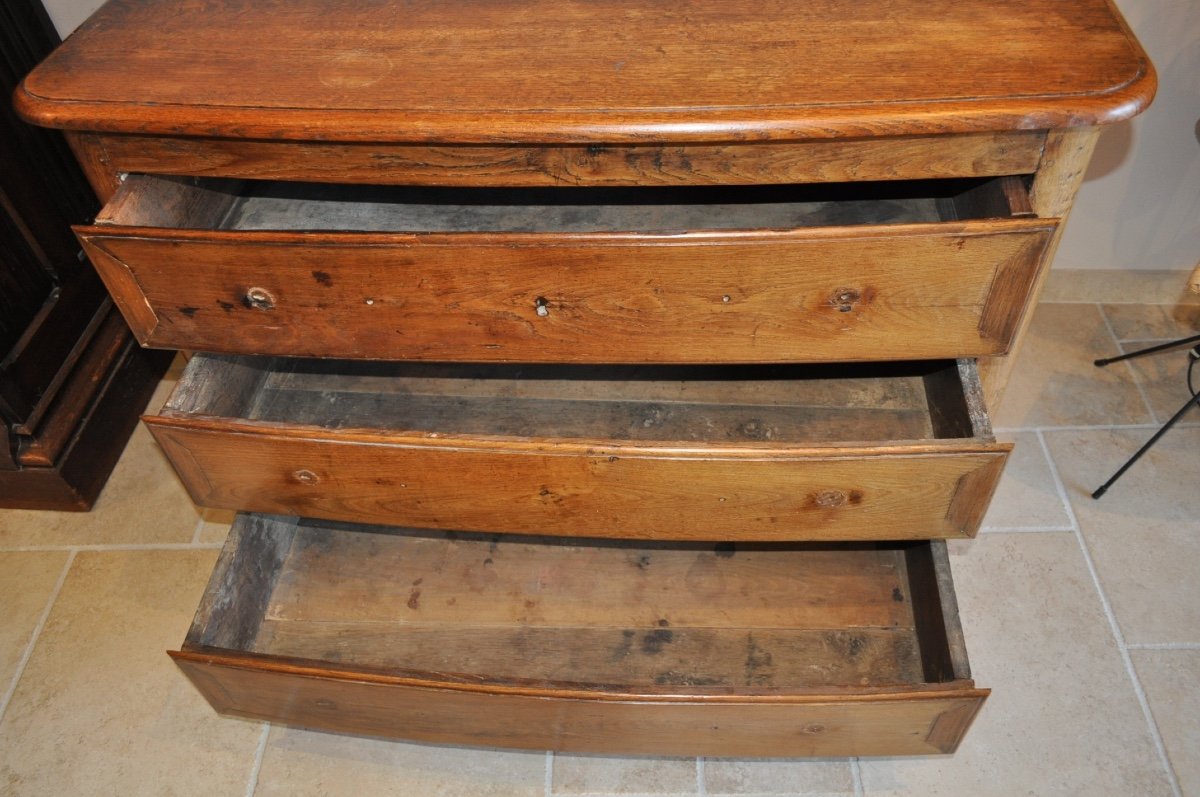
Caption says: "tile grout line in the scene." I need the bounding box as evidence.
[544,751,553,797]
[1127,642,1200,651]
[1037,429,1183,797]
[696,756,706,796]
[244,722,270,797]
[190,512,207,545]
[981,525,1074,533]
[995,423,1169,434]
[851,757,864,796]
[1097,302,1161,424]
[0,549,76,724]
[0,542,225,553]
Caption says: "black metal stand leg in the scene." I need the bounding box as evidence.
[1094,333,1200,367]
[1092,391,1200,498]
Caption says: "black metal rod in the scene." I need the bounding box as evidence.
[1092,391,1200,498]
[1095,333,1200,367]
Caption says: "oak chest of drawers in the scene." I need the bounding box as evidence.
[18,0,1154,757]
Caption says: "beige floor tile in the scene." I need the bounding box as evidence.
[552,753,697,795]
[0,550,262,796]
[980,432,1071,530]
[702,758,852,795]
[993,303,1152,428]
[1043,269,1200,305]
[0,552,69,693]
[858,533,1172,796]
[1121,341,1200,425]
[0,424,202,547]
[255,726,546,796]
[1044,428,1200,644]
[1102,303,1200,341]
[197,507,236,544]
[1132,650,1200,796]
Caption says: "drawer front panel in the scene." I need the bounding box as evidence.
[173,653,986,757]
[80,222,1054,363]
[146,420,1008,540]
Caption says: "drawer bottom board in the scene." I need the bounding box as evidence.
[172,514,988,756]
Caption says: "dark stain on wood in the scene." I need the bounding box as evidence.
[642,627,674,655]
[406,588,421,610]
[744,634,774,686]
[893,586,906,602]
[216,300,235,312]
[312,270,333,286]
[611,629,635,662]
[179,306,199,317]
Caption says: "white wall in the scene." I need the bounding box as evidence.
[41,0,103,39]
[1056,0,1200,270]
[43,0,1197,271]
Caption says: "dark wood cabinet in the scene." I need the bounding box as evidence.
[0,0,169,509]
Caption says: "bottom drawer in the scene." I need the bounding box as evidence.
[171,514,988,756]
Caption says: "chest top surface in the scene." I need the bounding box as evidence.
[18,0,1153,143]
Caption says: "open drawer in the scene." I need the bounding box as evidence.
[78,174,1055,363]
[171,514,988,757]
[144,354,1009,541]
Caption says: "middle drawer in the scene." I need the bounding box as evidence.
[145,355,1009,541]
[78,174,1056,363]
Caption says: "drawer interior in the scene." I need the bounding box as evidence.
[184,514,973,694]
[99,174,1034,233]
[163,356,994,446]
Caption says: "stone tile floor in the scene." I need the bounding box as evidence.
[0,270,1196,796]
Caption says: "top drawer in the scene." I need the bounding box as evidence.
[78,174,1056,363]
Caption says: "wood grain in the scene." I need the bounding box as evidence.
[979,128,1102,405]
[18,0,1153,142]
[79,131,1048,188]
[170,515,987,755]
[77,221,1055,363]
[144,419,1008,541]
[173,654,987,756]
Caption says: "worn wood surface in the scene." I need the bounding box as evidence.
[147,356,1007,539]
[235,358,947,444]
[173,653,987,756]
[147,355,1012,542]
[80,131,1048,188]
[979,128,1102,406]
[257,525,925,688]
[78,229,1056,363]
[171,515,986,755]
[18,0,1153,142]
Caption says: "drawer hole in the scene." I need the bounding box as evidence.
[243,287,276,311]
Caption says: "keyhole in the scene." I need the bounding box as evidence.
[535,296,550,317]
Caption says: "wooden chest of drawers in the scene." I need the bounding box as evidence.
[18,0,1153,756]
